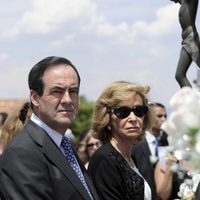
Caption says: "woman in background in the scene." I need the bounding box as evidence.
[0,102,31,154]
[76,128,101,168]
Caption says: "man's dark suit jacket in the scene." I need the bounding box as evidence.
[0,120,99,200]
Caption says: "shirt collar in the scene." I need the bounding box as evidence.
[145,131,156,144]
[30,113,63,148]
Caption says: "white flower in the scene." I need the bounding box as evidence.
[192,173,200,192]
[170,87,192,109]
[162,110,188,137]
[163,87,200,148]
[195,132,200,154]
[170,87,200,111]
[164,87,200,135]
[164,87,200,200]
[183,186,194,199]
[178,181,195,200]
[170,162,179,173]
[149,155,158,164]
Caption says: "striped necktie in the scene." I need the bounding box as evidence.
[153,138,159,157]
[61,136,93,199]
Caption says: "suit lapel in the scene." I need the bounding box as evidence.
[25,121,92,200]
[142,139,155,170]
[141,139,151,158]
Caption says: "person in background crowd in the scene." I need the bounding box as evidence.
[88,81,152,200]
[148,103,168,146]
[0,102,75,155]
[132,102,168,200]
[76,128,101,169]
[0,112,8,128]
[0,56,99,200]
[155,150,195,200]
[155,150,178,200]
[155,154,180,200]
[0,102,31,154]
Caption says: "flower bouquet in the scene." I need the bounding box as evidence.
[161,86,200,200]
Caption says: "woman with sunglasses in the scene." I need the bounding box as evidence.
[88,81,152,200]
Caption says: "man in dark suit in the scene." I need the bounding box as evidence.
[132,103,168,200]
[0,56,99,200]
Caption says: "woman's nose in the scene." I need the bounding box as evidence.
[128,111,137,120]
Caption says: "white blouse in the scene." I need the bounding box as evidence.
[131,165,152,200]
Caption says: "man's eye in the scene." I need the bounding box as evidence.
[54,90,61,93]
[69,88,79,94]
[52,90,63,94]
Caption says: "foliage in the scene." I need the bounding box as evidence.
[71,95,94,139]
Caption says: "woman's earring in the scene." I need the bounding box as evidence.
[107,125,111,131]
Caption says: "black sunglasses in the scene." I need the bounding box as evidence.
[112,105,148,119]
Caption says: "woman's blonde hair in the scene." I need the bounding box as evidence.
[92,81,152,143]
[0,102,32,151]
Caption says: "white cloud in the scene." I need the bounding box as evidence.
[128,5,179,42]
[49,34,75,48]
[89,4,180,46]
[1,0,98,38]
[0,1,179,47]
[145,4,180,36]
[20,0,96,33]
[149,46,167,58]
[0,53,9,61]
[0,0,191,108]
[0,65,29,98]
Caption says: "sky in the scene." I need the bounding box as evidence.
[0,0,200,112]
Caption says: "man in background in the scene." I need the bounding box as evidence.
[132,102,168,200]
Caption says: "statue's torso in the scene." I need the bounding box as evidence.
[179,0,198,30]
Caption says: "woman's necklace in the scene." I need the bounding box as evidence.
[110,137,135,168]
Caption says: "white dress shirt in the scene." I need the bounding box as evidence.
[145,131,157,157]
[30,113,72,155]
[131,165,152,200]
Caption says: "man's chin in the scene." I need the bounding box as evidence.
[55,120,74,134]
[61,116,75,125]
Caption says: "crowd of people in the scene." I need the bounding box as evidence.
[0,56,199,200]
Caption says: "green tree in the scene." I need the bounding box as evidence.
[71,95,94,139]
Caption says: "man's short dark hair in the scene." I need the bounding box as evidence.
[149,102,165,109]
[28,56,81,96]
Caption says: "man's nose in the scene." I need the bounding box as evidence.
[61,91,73,103]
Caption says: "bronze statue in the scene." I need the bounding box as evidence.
[171,0,200,87]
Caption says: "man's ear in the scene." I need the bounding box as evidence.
[30,90,40,107]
